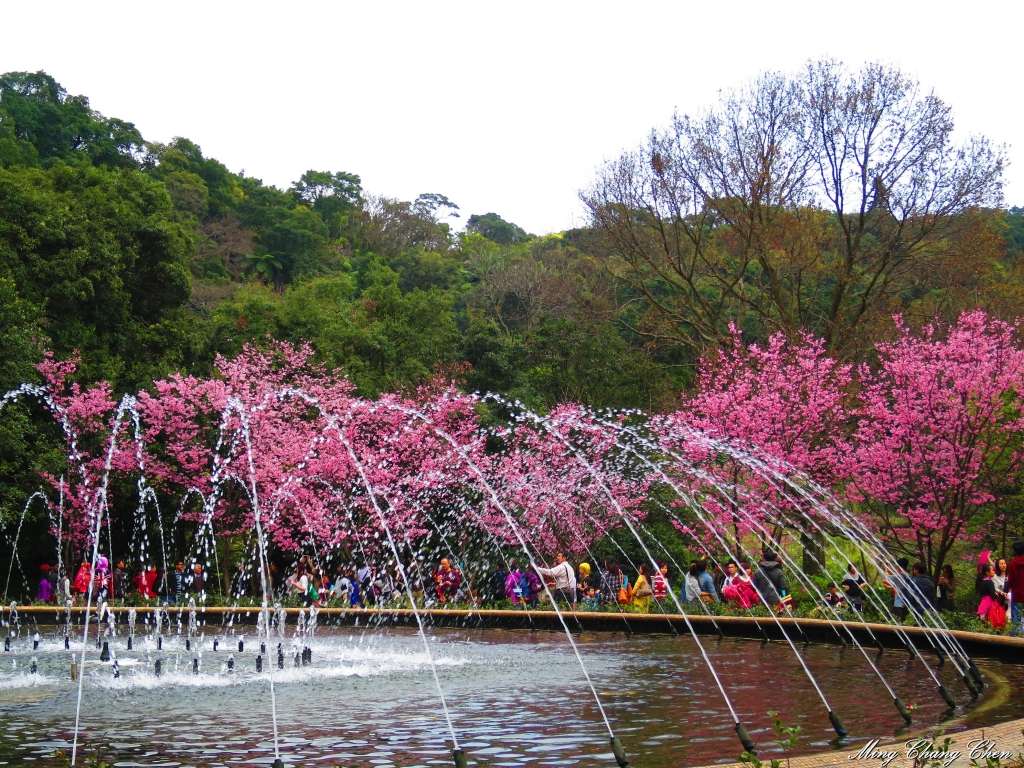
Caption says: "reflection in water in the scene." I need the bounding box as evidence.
[1,627,1022,766]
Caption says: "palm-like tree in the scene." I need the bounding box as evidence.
[245,251,284,286]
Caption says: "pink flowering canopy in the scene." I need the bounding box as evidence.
[654,326,854,554]
[25,342,647,573]
[15,310,1024,584]
[849,310,1024,574]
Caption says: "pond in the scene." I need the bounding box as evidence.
[1,626,1021,767]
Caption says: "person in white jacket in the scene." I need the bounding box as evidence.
[535,552,576,609]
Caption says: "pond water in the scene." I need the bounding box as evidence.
[1,626,1022,767]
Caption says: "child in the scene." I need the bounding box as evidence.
[825,584,846,610]
[582,587,598,611]
[652,561,669,602]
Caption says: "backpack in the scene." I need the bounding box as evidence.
[617,576,632,605]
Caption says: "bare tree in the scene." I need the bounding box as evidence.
[464,240,569,334]
[582,60,1005,356]
[351,195,453,258]
[196,213,257,279]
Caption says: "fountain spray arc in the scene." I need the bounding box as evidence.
[604,413,977,709]
[248,387,468,768]
[2,491,48,601]
[224,396,285,766]
[685,427,983,699]
[69,395,135,767]
[1,368,1003,765]
[372,398,635,767]
[335,428,468,768]
[483,397,781,752]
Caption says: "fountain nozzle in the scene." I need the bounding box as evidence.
[968,659,985,688]
[828,710,847,738]
[735,723,756,754]
[611,736,629,767]
[453,748,468,768]
[100,641,110,662]
[938,683,956,709]
[963,674,980,699]
[894,697,912,723]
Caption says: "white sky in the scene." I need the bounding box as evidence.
[1,1,1020,235]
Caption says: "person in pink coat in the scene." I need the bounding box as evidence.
[722,561,760,609]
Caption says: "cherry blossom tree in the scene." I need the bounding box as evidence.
[24,310,1024,592]
[849,310,1024,578]
[657,326,854,571]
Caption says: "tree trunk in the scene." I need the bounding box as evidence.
[801,528,825,576]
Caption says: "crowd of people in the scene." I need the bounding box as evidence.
[488,551,799,613]
[33,557,211,605]
[972,543,1024,632]
[33,556,127,604]
[26,540,1024,637]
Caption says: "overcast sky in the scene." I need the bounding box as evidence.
[1,1,1020,234]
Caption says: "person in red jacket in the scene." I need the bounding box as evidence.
[1005,540,1024,637]
[73,560,91,600]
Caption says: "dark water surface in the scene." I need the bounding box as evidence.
[1,626,1022,767]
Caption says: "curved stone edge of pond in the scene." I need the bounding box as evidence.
[13,605,1024,660]
[695,716,1024,768]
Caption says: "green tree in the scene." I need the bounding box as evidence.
[0,162,194,387]
[144,137,241,217]
[466,212,532,245]
[292,170,362,241]
[244,251,285,285]
[0,71,143,168]
[207,265,460,396]
[414,193,460,219]
[236,177,336,281]
[0,118,38,168]
[1006,207,1024,260]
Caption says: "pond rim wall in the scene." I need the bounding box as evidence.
[11,605,1023,662]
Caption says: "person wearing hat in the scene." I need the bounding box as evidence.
[576,562,599,601]
[35,565,53,603]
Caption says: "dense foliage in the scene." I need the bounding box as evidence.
[3,66,1024,590]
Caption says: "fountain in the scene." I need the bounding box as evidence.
[1,362,1023,767]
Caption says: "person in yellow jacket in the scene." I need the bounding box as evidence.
[632,563,654,611]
